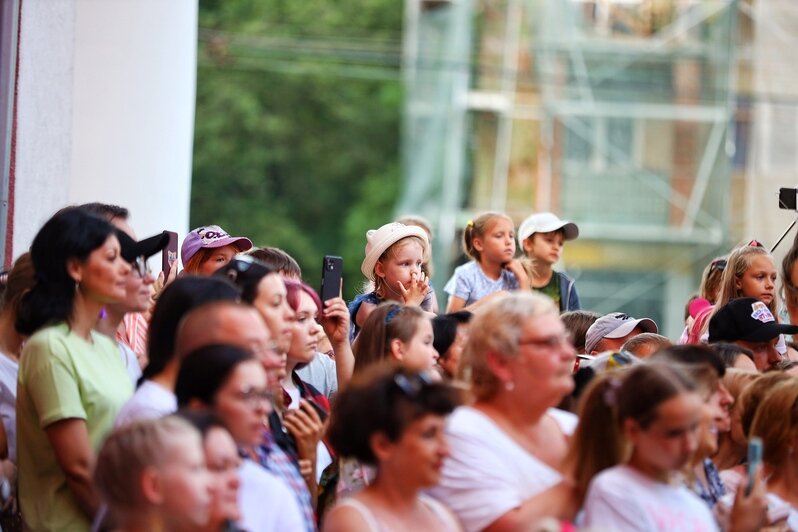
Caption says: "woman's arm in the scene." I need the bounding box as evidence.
[45,418,99,519]
[320,296,354,391]
[482,481,578,532]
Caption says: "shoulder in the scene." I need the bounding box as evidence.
[546,408,578,436]
[324,497,377,532]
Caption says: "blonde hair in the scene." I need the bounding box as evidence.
[94,416,200,515]
[704,245,777,336]
[462,212,513,262]
[462,291,557,401]
[373,235,429,300]
[396,215,434,276]
[750,378,798,473]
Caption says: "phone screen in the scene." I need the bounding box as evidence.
[746,436,763,495]
[162,231,178,277]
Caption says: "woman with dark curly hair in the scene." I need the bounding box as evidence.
[324,364,461,532]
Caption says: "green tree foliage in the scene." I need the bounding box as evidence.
[192,0,403,298]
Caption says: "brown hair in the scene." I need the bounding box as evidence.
[462,212,512,262]
[352,303,427,375]
[699,255,728,304]
[566,363,697,502]
[738,371,793,438]
[94,416,201,515]
[246,247,302,279]
[183,243,248,274]
[750,378,798,474]
[373,235,428,300]
[462,292,557,401]
[1,253,34,313]
[714,369,759,470]
[561,310,601,354]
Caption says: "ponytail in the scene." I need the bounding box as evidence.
[566,363,697,503]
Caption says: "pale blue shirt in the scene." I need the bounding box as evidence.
[443,261,519,307]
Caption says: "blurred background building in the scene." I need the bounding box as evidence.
[400,0,798,337]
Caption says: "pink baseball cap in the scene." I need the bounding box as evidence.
[181,225,253,265]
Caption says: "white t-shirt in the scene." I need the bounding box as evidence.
[0,354,18,462]
[296,352,338,398]
[238,459,305,532]
[582,465,718,532]
[429,405,577,532]
[117,341,142,385]
[114,380,177,428]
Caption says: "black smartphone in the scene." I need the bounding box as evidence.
[321,255,343,302]
[779,187,797,210]
[162,231,178,277]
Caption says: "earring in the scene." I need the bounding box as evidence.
[505,380,515,391]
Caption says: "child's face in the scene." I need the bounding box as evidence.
[523,231,564,265]
[626,391,702,479]
[395,317,438,371]
[474,218,515,265]
[376,239,424,294]
[735,255,776,305]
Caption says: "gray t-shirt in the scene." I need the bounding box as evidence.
[295,352,338,398]
[443,261,519,307]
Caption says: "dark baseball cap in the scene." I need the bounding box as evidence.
[115,229,170,264]
[708,297,798,343]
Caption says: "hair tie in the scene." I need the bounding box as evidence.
[466,220,474,229]
[384,305,401,325]
[602,377,622,406]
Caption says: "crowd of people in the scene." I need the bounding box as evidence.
[0,204,796,531]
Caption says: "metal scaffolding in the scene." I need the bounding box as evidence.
[400,0,746,336]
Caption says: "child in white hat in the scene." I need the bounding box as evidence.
[348,222,432,339]
[517,212,581,312]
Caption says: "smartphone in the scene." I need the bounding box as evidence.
[746,436,763,495]
[321,255,343,302]
[161,231,178,277]
[779,187,797,210]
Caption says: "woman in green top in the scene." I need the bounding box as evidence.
[15,207,134,531]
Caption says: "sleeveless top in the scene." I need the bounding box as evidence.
[336,495,460,532]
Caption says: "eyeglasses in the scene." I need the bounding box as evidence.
[393,372,434,399]
[710,259,727,273]
[131,256,152,278]
[234,387,273,408]
[518,332,574,350]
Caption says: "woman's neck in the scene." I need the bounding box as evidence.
[69,293,105,341]
[94,307,125,340]
[478,259,503,281]
[368,470,423,511]
[476,393,550,431]
[0,312,23,359]
[281,364,298,389]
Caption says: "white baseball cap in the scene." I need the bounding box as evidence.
[517,212,579,247]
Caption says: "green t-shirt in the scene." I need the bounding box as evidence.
[533,272,561,310]
[17,323,133,531]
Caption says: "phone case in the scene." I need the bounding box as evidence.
[321,255,343,301]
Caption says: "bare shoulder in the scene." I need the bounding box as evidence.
[322,500,375,532]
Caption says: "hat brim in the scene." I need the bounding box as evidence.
[604,317,658,339]
[739,322,798,343]
[518,220,579,244]
[201,236,253,252]
[116,230,171,263]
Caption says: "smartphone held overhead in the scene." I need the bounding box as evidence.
[321,255,343,302]
[162,231,178,277]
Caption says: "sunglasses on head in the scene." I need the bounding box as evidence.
[393,372,434,399]
[222,255,270,283]
[710,258,727,273]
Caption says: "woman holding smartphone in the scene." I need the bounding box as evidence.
[15,208,134,530]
